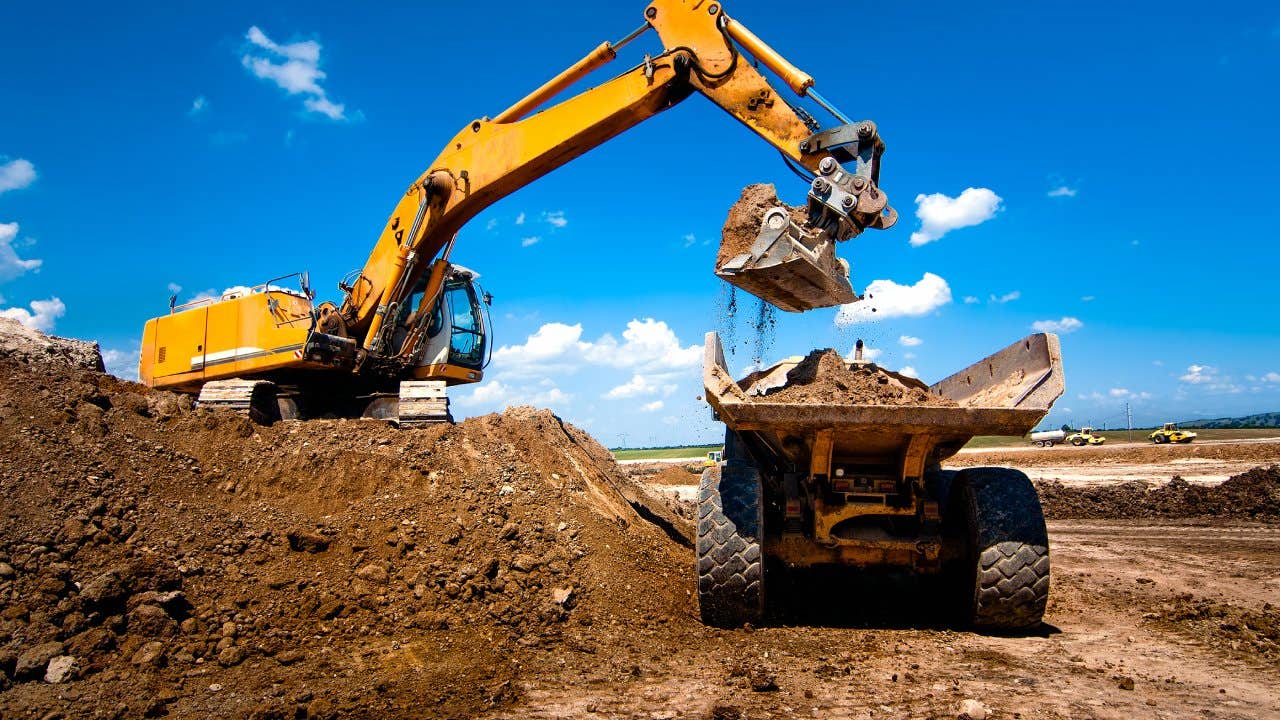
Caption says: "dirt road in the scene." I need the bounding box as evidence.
[479,518,1280,719]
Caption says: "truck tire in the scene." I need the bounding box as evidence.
[1071,437,1085,446]
[945,467,1050,630]
[696,432,765,628]
[1152,433,1167,444]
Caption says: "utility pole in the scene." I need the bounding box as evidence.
[1126,402,1133,443]
[619,432,628,450]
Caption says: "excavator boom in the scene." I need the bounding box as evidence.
[339,0,896,363]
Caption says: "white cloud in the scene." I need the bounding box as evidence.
[836,272,951,325]
[989,290,1020,304]
[0,158,37,194]
[167,282,183,295]
[515,212,526,226]
[899,335,923,347]
[454,379,571,409]
[582,319,700,371]
[849,346,883,362]
[493,322,585,370]
[1108,387,1153,401]
[1177,364,1242,394]
[242,26,349,121]
[605,374,677,399]
[1048,186,1078,198]
[485,218,499,231]
[1081,295,1095,302]
[188,96,208,116]
[542,211,567,229]
[0,222,42,281]
[1179,365,1214,385]
[1031,316,1083,334]
[682,233,697,248]
[963,296,980,304]
[904,352,916,359]
[909,188,1002,246]
[898,366,919,379]
[493,318,699,378]
[0,297,65,332]
[641,400,664,413]
[102,347,140,381]
[521,236,540,247]
[1262,372,1280,383]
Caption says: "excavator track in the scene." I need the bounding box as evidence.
[197,379,278,423]
[397,380,451,427]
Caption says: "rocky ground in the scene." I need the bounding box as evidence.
[2,327,1279,719]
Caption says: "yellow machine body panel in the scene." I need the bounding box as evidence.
[140,289,314,392]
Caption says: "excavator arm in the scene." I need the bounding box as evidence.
[336,0,896,370]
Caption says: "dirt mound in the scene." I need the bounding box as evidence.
[1153,595,1280,662]
[756,349,956,406]
[650,464,702,486]
[1036,465,1280,519]
[0,351,692,718]
[955,439,1280,468]
[0,317,103,371]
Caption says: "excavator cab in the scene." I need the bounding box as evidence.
[407,265,490,384]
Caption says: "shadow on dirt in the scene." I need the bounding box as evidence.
[764,564,1060,638]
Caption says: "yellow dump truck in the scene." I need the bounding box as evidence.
[699,332,1065,630]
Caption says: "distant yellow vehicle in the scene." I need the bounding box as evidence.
[1150,423,1197,444]
[1066,427,1106,446]
[703,450,724,467]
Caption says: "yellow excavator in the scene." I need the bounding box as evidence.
[139,0,896,423]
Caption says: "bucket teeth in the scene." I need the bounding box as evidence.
[716,207,857,313]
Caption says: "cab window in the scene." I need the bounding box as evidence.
[445,281,485,368]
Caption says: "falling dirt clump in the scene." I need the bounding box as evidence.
[1036,465,1280,520]
[756,349,957,406]
[0,338,693,718]
[716,183,806,269]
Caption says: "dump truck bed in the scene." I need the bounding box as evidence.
[704,332,1064,460]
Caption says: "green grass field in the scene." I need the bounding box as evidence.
[963,427,1280,449]
[611,445,722,461]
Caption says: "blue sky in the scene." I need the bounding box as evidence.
[2,1,1278,446]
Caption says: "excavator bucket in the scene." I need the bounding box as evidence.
[715,207,857,313]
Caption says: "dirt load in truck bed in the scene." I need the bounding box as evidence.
[750,349,959,406]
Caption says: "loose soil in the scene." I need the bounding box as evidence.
[1037,465,1280,520]
[4,329,1279,719]
[714,184,806,269]
[0,351,691,718]
[0,318,103,371]
[755,349,958,406]
[957,440,1280,468]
